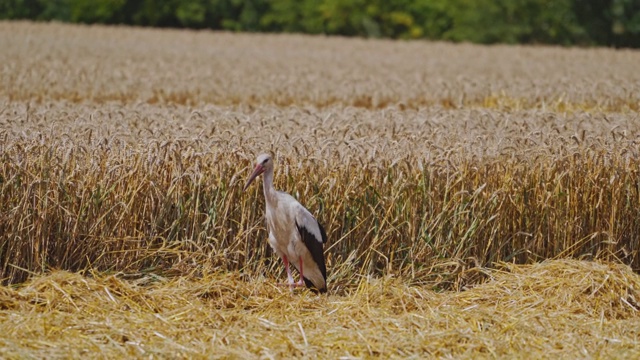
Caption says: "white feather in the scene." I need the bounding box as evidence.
[294,204,324,244]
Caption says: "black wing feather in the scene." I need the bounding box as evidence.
[296,220,327,293]
[318,221,328,244]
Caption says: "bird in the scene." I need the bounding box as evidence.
[243,153,328,293]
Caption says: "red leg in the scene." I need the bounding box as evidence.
[282,255,295,286]
[278,256,305,289]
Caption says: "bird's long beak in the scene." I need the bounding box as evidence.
[243,164,264,192]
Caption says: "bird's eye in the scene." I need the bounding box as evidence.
[262,158,269,164]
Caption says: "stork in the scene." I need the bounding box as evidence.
[243,153,328,293]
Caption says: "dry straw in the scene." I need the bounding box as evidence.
[0,259,638,358]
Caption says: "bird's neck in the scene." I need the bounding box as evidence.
[262,168,277,202]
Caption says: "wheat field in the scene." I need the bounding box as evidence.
[1,21,640,358]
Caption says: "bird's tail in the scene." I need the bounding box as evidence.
[303,277,327,294]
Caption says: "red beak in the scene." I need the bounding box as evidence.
[243,164,264,192]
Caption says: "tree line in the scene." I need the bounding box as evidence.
[2,0,639,48]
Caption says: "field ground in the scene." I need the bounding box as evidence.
[1,21,640,358]
[1,260,639,359]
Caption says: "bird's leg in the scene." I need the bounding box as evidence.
[279,256,305,289]
[282,255,295,286]
[296,257,305,287]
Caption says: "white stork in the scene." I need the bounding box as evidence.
[243,153,328,293]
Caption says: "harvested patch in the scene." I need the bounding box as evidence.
[0,260,639,358]
[460,259,640,319]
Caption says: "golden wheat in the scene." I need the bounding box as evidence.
[1,21,638,110]
[2,101,640,284]
[1,21,640,358]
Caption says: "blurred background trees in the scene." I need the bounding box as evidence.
[1,0,638,47]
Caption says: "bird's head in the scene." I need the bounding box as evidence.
[243,153,272,191]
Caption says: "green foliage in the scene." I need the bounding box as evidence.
[35,0,71,21]
[441,0,584,44]
[1,0,638,47]
[68,0,126,23]
[133,0,175,26]
[575,0,640,47]
[260,0,325,33]
[175,0,206,27]
[408,0,453,39]
[0,0,43,19]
